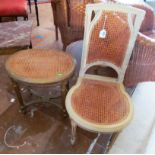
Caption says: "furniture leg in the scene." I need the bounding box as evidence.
[63,44,67,51]
[28,0,32,13]
[24,16,28,21]
[10,78,26,113]
[29,41,32,49]
[55,25,59,41]
[105,132,120,153]
[71,119,77,145]
[51,1,58,40]
[61,81,68,117]
[34,0,39,26]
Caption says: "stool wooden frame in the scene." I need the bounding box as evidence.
[65,2,145,149]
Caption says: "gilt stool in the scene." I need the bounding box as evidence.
[5,49,76,115]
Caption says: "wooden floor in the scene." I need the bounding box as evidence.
[0,3,112,153]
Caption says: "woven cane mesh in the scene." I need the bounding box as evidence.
[71,79,130,124]
[124,32,155,87]
[56,0,68,27]
[6,49,75,83]
[87,11,131,67]
[69,0,94,30]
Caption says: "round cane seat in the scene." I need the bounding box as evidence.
[66,78,133,132]
[5,49,75,84]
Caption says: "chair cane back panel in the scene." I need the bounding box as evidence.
[80,3,145,82]
[54,0,68,27]
[69,0,94,30]
[87,12,130,67]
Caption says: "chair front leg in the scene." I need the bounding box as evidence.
[28,0,32,13]
[71,119,77,145]
[34,0,40,26]
[105,132,120,153]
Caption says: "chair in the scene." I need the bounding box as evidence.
[65,2,145,148]
[51,0,95,49]
[117,2,155,87]
[0,0,28,21]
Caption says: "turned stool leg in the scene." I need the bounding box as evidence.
[61,81,69,117]
[10,78,26,114]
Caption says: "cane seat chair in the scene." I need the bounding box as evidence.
[65,3,145,145]
[115,1,155,87]
[51,0,95,49]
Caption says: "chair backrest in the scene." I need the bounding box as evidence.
[110,0,155,32]
[69,0,95,29]
[79,3,145,82]
[132,3,154,32]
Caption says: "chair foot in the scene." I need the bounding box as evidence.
[71,119,77,145]
[24,16,28,21]
[63,109,68,117]
[19,106,27,115]
[29,41,32,49]
[63,44,67,51]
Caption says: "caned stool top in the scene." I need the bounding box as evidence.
[5,49,76,84]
